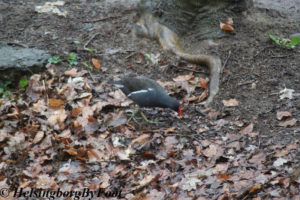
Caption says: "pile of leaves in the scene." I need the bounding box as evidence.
[0,63,299,199]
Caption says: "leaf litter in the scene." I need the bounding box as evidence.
[0,64,299,199]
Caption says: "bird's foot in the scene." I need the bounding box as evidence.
[127,110,139,123]
[139,110,163,124]
[127,108,162,124]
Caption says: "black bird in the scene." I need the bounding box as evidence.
[108,75,182,117]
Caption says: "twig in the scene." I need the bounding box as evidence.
[84,33,101,49]
[83,15,123,23]
[7,42,28,48]
[173,65,208,74]
[238,80,255,86]
[221,50,231,72]
[88,71,95,82]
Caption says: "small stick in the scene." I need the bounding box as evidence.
[173,65,208,74]
[83,15,123,23]
[84,33,101,49]
[220,50,231,72]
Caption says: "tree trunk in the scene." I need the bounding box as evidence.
[139,0,253,39]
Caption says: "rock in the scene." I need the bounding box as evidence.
[0,42,51,82]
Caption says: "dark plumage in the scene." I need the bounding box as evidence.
[108,76,182,116]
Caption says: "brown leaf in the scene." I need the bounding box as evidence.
[105,111,127,127]
[164,127,176,134]
[64,68,78,77]
[280,177,290,188]
[248,132,259,137]
[36,175,56,189]
[199,78,208,89]
[249,152,266,164]
[240,123,254,134]
[141,152,157,160]
[218,173,229,181]
[203,144,224,158]
[71,107,82,117]
[66,149,78,156]
[220,22,234,31]
[223,17,233,25]
[274,150,288,157]
[278,118,297,127]
[187,96,199,102]
[92,58,101,70]
[276,111,292,120]
[87,149,105,161]
[48,98,65,109]
[7,107,19,118]
[222,99,239,107]
[249,185,262,193]
[139,174,154,186]
[130,134,150,146]
[173,74,194,82]
[47,109,67,128]
[33,131,44,144]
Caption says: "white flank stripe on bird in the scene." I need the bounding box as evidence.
[114,84,124,88]
[128,88,154,97]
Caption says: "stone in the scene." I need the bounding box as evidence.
[0,42,51,82]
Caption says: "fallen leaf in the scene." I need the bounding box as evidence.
[130,134,150,146]
[274,150,288,157]
[218,173,229,181]
[47,109,67,128]
[240,123,254,134]
[249,152,266,164]
[173,74,194,82]
[199,78,208,89]
[141,152,157,160]
[64,68,78,77]
[0,129,8,142]
[203,144,224,158]
[222,99,239,107]
[223,17,233,25]
[276,111,292,120]
[71,107,82,117]
[220,22,234,31]
[87,149,105,162]
[279,88,294,100]
[273,157,288,167]
[164,127,176,134]
[48,98,65,109]
[105,111,127,127]
[92,58,101,70]
[139,174,154,186]
[187,96,199,102]
[36,175,56,189]
[278,118,297,127]
[33,131,44,144]
[66,149,78,156]
[280,177,290,188]
[249,185,262,193]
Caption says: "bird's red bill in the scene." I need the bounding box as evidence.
[178,106,183,118]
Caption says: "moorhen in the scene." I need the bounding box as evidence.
[108,75,182,121]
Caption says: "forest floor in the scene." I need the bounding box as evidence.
[0,0,299,199]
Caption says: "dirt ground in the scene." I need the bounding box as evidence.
[1,0,300,199]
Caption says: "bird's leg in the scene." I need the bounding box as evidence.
[139,110,152,123]
[139,110,163,124]
[127,105,139,123]
[128,106,162,124]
